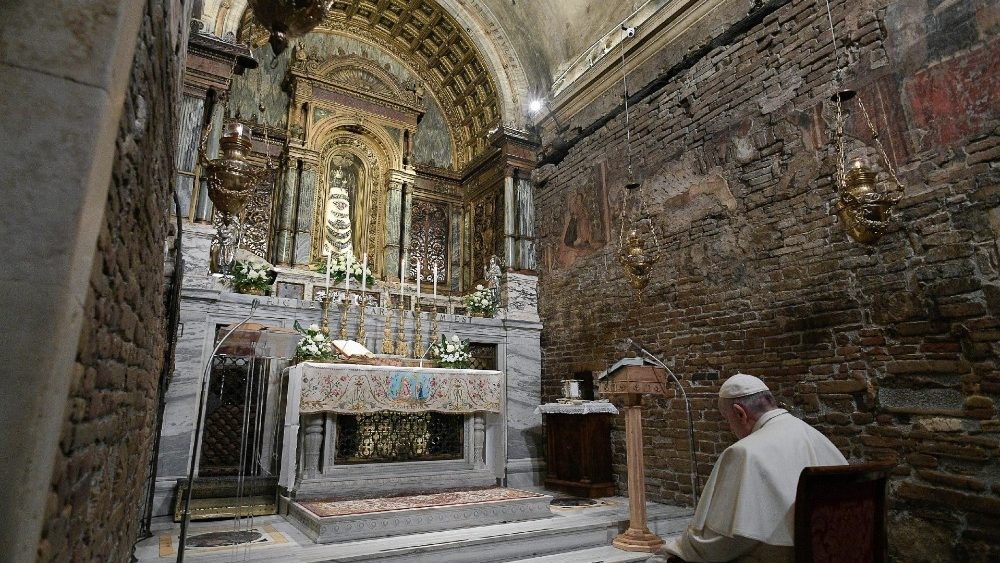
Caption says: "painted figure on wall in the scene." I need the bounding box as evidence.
[324,153,367,258]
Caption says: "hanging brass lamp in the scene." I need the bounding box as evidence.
[835,157,899,244]
[249,0,333,55]
[822,0,902,245]
[199,121,268,273]
[619,226,656,291]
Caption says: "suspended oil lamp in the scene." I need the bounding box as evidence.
[249,0,333,55]
[199,121,269,273]
[823,0,903,244]
[619,226,656,291]
[835,156,898,244]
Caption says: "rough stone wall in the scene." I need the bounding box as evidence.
[35,1,180,560]
[535,0,999,560]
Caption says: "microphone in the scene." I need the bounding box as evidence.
[620,337,701,504]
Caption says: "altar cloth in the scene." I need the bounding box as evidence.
[296,362,503,414]
[279,362,504,488]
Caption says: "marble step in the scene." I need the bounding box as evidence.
[286,488,556,543]
[511,545,654,563]
[275,500,691,562]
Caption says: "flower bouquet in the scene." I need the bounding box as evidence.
[313,254,375,287]
[227,260,274,295]
[464,285,498,317]
[294,321,336,360]
[428,334,473,369]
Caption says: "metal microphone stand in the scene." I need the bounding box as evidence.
[177,300,259,562]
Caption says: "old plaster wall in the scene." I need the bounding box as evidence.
[535,0,999,560]
[32,0,186,560]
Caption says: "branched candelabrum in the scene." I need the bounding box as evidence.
[412,298,423,359]
[381,299,394,354]
[395,299,409,357]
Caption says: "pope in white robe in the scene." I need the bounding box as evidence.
[656,374,847,563]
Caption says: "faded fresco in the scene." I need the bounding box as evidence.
[541,161,612,270]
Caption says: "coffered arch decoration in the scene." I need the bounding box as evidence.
[206,0,525,166]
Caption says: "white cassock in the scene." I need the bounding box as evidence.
[661,409,847,563]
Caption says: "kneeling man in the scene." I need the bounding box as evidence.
[659,374,847,562]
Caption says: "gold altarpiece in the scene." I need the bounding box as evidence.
[286,51,430,278]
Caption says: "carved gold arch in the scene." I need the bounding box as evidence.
[231,2,510,167]
[202,0,528,129]
[309,127,397,276]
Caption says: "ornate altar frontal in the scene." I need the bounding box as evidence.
[296,362,503,414]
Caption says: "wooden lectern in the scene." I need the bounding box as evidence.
[598,357,668,552]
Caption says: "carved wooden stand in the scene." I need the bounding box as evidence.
[612,394,664,552]
[599,360,668,553]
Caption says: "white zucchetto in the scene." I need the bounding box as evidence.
[719,373,769,399]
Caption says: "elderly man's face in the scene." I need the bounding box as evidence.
[718,398,755,439]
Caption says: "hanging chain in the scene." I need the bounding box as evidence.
[823,0,848,187]
[857,97,902,188]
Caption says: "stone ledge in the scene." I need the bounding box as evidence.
[287,490,554,543]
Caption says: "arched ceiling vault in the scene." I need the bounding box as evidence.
[200,0,531,166]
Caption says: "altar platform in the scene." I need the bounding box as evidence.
[137,493,693,562]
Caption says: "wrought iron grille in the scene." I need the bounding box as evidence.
[468,343,498,371]
[335,412,464,464]
[200,355,268,477]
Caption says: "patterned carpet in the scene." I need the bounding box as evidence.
[300,487,546,517]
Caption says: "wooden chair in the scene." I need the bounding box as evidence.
[794,463,890,563]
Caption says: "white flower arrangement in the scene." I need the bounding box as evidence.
[314,254,375,287]
[464,284,498,317]
[428,334,473,369]
[294,321,336,360]
[228,260,274,294]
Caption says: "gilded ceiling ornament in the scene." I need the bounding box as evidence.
[248,0,333,55]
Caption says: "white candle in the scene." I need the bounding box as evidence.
[432,262,438,299]
[325,250,332,291]
[344,252,351,294]
[416,259,421,303]
[361,253,368,294]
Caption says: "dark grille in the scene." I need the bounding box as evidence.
[335,412,464,463]
[468,343,498,371]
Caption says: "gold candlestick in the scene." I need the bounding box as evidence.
[395,300,408,357]
[356,295,367,348]
[381,301,394,354]
[339,298,349,340]
[413,298,423,359]
[430,306,440,347]
[319,293,331,336]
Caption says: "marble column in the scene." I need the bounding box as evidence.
[503,175,517,269]
[383,179,403,280]
[503,320,544,487]
[274,161,299,265]
[302,414,325,478]
[401,184,413,275]
[292,164,317,265]
[193,103,223,222]
[174,95,204,218]
[514,176,537,271]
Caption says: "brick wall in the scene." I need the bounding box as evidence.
[35,1,181,560]
[535,0,999,559]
